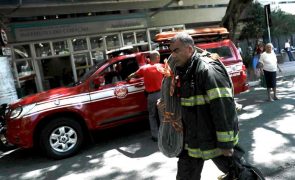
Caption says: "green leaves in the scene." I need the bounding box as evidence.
[240,2,295,40]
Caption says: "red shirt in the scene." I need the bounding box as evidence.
[135,63,164,93]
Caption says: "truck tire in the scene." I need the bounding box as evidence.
[39,117,84,159]
[0,134,15,152]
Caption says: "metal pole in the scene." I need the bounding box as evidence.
[266,6,272,43]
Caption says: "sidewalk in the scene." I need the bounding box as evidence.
[248,61,295,87]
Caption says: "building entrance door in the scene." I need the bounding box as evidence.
[38,56,73,91]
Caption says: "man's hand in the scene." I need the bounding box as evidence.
[126,74,133,82]
[126,73,137,82]
[220,148,234,157]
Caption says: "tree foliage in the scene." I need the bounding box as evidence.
[239,2,265,41]
[270,10,295,37]
[239,2,295,41]
[221,0,253,40]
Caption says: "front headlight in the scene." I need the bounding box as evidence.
[10,107,22,119]
[10,104,36,119]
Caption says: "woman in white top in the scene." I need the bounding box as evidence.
[258,43,282,101]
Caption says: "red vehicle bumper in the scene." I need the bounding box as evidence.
[231,69,249,94]
[5,117,34,149]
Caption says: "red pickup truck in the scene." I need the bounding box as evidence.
[154,27,249,94]
[0,27,248,159]
[1,52,150,159]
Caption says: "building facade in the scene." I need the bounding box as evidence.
[0,0,229,98]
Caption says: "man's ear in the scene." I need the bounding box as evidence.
[188,45,194,54]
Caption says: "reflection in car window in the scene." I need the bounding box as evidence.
[206,46,233,58]
[100,57,139,85]
[77,60,106,84]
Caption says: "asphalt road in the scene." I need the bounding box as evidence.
[0,76,295,180]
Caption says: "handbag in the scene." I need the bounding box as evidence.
[260,74,266,88]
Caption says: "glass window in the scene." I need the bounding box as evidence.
[136,31,147,44]
[16,60,34,79]
[206,46,233,59]
[91,51,105,64]
[15,60,37,96]
[53,40,69,55]
[90,36,104,50]
[174,26,184,31]
[34,42,52,57]
[72,38,88,51]
[13,44,31,59]
[39,57,73,90]
[74,53,92,79]
[105,34,120,50]
[149,29,160,42]
[162,28,173,32]
[123,32,135,45]
[99,57,139,86]
[117,57,139,80]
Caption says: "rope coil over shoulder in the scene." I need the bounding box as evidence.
[157,56,183,158]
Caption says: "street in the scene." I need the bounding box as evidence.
[0,75,295,180]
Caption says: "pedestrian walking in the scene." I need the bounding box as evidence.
[258,43,282,101]
[126,50,164,142]
[167,32,263,179]
[284,39,295,61]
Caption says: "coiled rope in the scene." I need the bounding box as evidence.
[157,55,183,157]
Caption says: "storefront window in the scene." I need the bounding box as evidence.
[90,36,104,50]
[53,40,69,55]
[13,44,31,59]
[34,42,52,57]
[149,29,160,41]
[162,28,173,32]
[74,53,92,79]
[174,26,184,31]
[16,60,34,77]
[123,32,135,46]
[136,31,147,44]
[39,56,73,90]
[91,51,105,64]
[105,34,120,50]
[72,38,88,51]
[15,60,37,96]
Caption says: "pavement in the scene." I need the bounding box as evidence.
[1,61,295,180]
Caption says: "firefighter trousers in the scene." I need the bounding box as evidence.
[176,149,239,180]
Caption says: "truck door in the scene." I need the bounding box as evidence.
[88,57,147,127]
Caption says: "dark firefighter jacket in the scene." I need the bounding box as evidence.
[176,51,239,160]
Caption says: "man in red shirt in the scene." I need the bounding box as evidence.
[127,50,164,141]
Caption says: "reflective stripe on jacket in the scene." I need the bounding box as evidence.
[177,52,239,160]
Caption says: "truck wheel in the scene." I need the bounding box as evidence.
[40,117,84,159]
[0,134,15,152]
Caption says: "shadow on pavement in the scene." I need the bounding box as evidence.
[236,77,295,178]
[0,120,162,180]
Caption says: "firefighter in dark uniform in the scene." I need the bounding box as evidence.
[169,32,250,179]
